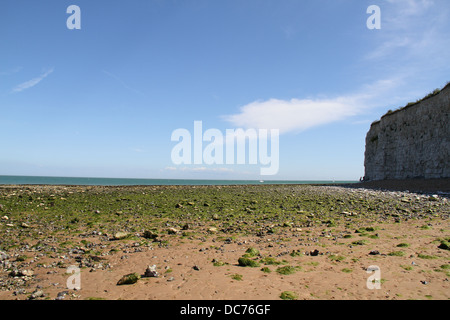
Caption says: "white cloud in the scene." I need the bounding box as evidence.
[223,96,362,134]
[222,77,409,135]
[12,68,54,93]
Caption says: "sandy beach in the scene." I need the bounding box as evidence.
[0,183,448,301]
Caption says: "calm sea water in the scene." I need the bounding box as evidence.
[0,175,357,186]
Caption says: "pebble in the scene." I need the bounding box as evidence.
[28,290,44,300]
[144,265,159,277]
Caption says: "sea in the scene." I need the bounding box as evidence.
[0,175,357,186]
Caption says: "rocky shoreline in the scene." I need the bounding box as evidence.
[0,184,448,300]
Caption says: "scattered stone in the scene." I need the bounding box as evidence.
[144,265,159,278]
[112,232,129,240]
[143,230,158,240]
[212,214,220,220]
[369,250,380,255]
[192,265,200,271]
[117,273,140,285]
[1,215,8,220]
[28,290,44,300]
[168,227,178,234]
[438,241,450,251]
[208,227,218,233]
[20,222,31,228]
[310,249,320,256]
[55,291,69,300]
[9,269,34,277]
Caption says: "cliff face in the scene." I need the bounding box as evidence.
[364,83,450,181]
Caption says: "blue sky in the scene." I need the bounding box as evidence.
[1,0,449,180]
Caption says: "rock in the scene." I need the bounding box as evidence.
[55,291,68,300]
[112,232,129,240]
[438,241,450,250]
[369,250,380,255]
[167,227,178,234]
[10,269,34,277]
[175,203,183,208]
[212,214,220,220]
[208,227,218,233]
[117,273,140,285]
[21,222,31,228]
[1,215,8,220]
[144,265,159,278]
[143,230,158,240]
[310,249,320,256]
[28,290,44,300]
[192,265,200,271]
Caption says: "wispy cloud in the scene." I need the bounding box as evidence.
[12,68,54,93]
[102,70,145,96]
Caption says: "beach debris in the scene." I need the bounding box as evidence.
[117,273,140,285]
[144,265,159,278]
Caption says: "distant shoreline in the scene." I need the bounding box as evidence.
[0,175,357,186]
